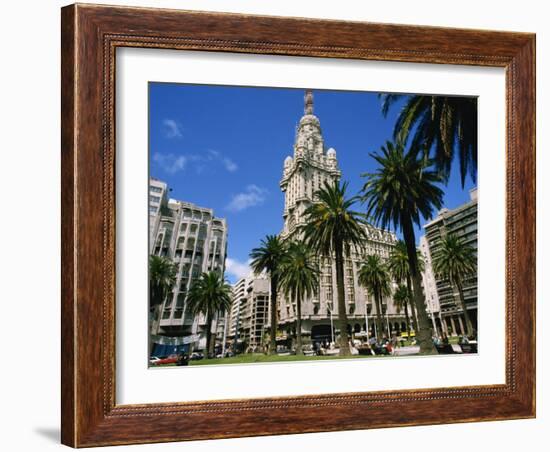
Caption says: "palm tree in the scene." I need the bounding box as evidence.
[149,255,177,355]
[278,241,320,355]
[149,255,177,324]
[361,140,444,354]
[393,284,411,338]
[301,180,367,356]
[358,255,391,341]
[379,94,477,186]
[387,240,425,332]
[250,235,287,355]
[432,234,477,337]
[186,271,232,358]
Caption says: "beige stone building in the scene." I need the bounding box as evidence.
[275,90,403,346]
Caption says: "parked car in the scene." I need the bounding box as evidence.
[435,344,456,354]
[151,354,180,365]
[176,354,189,366]
[459,342,478,354]
[149,356,161,365]
[190,352,204,360]
[356,344,374,356]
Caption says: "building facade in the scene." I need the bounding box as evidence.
[275,90,402,346]
[228,274,270,353]
[423,188,478,336]
[149,177,168,243]
[419,235,442,336]
[150,181,228,351]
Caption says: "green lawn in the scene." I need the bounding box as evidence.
[189,353,374,366]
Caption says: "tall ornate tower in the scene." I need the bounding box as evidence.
[280,90,341,238]
[276,90,399,347]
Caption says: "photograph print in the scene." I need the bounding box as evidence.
[148,84,478,368]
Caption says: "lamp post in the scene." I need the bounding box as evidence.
[233,301,241,354]
[384,300,391,339]
[328,304,335,344]
[364,302,369,338]
[221,310,228,357]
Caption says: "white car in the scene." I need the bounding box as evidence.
[149,356,161,365]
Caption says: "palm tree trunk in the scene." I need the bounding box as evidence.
[206,312,214,358]
[402,217,437,355]
[375,290,384,342]
[335,241,351,356]
[295,296,303,355]
[455,280,474,337]
[403,300,411,339]
[268,276,278,355]
[406,275,418,332]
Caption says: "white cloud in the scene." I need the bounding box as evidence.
[152,152,187,174]
[225,185,268,212]
[225,258,252,281]
[223,157,238,172]
[153,149,238,175]
[206,149,238,173]
[162,119,182,138]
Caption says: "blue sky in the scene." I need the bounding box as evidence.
[149,83,476,283]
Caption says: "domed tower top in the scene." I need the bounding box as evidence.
[295,89,323,155]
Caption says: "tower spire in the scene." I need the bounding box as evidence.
[304,89,314,115]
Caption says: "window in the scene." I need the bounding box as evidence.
[149,195,160,203]
[150,186,163,193]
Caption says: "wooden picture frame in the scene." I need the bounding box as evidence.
[61,3,536,447]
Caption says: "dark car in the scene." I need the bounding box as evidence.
[176,354,189,366]
[435,344,456,354]
[190,352,204,360]
[459,342,478,354]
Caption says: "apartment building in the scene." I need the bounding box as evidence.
[423,188,478,336]
[150,182,228,351]
[227,274,270,353]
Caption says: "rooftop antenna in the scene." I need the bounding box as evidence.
[304,89,314,115]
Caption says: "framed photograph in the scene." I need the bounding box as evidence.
[61,4,535,447]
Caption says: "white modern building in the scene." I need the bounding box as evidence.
[275,90,402,347]
[149,177,168,243]
[423,188,478,336]
[419,235,442,336]
[150,180,228,352]
[228,274,270,353]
